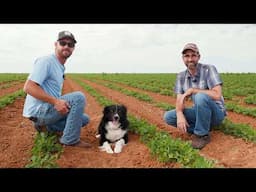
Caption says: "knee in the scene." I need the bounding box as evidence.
[163,110,176,126]
[163,111,169,122]
[73,91,86,104]
[193,93,210,105]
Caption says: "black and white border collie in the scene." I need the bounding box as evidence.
[96,105,129,153]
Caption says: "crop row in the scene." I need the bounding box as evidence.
[72,77,216,168]
[74,76,256,144]
[72,73,256,109]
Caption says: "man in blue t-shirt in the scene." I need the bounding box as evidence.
[163,43,226,149]
[23,31,91,148]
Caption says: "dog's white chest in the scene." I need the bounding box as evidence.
[105,122,127,142]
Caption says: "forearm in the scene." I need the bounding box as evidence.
[175,94,185,113]
[175,94,188,133]
[190,88,221,100]
[176,103,184,113]
[23,80,57,105]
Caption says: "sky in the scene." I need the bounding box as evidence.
[1,24,256,73]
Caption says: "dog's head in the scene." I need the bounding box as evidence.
[103,105,127,125]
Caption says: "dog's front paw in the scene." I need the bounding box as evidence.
[114,139,125,153]
[114,145,122,153]
[106,148,114,154]
[100,141,114,154]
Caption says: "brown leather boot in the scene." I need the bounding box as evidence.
[191,134,210,149]
[33,123,48,133]
[64,140,92,148]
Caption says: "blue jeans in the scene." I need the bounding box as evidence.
[33,91,90,145]
[163,93,225,136]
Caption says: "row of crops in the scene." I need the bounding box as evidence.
[2,72,256,102]
[69,73,256,117]
[71,75,256,143]
[69,73,256,101]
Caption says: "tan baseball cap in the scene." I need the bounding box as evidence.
[182,43,199,54]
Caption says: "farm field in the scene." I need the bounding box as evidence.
[0,73,256,168]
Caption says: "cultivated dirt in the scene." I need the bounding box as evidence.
[0,78,255,168]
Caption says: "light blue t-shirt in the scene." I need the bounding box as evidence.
[23,54,65,117]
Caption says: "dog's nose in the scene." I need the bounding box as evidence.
[114,114,119,121]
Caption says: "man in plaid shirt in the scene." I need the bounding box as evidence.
[164,43,226,149]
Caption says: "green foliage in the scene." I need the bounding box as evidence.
[155,102,175,111]
[124,90,153,102]
[100,81,154,102]
[226,102,256,117]
[213,119,256,143]
[70,77,216,168]
[74,74,256,147]
[128,116,215,168]
[0,73,28,83]
[147,132,214,168]
[244,95,256,105]
[128,115,157,143]
[159,89,172,96]
[0,89,26,109]
[26,132,63,168]
[72,77,113,106]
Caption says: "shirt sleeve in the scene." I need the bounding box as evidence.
[207,65,223,89]
[28,57,49,86]
[174,72,184,94]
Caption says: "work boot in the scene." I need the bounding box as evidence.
[191,134,210,149]
[33,123,48,132]
[63,140,92,148]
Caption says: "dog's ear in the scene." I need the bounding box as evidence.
[120,105,127,113]
[103,106,109,114]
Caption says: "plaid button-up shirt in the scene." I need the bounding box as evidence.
[174,63,226,112]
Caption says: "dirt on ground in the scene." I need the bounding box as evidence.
[0,78,255,168]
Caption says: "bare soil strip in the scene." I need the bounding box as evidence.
[0,98,35,168]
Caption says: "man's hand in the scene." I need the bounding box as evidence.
[54,99,70,115]
[177,112,189,133]
[184,88,194,98]
[175,93,190,133]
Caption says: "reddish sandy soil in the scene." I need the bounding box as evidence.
[0,78,256,168]
[0,98,34,167]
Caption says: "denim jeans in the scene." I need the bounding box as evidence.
[33,91,90,145]
[163,93,225,136]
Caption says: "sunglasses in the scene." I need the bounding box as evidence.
[58,41,75,48]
